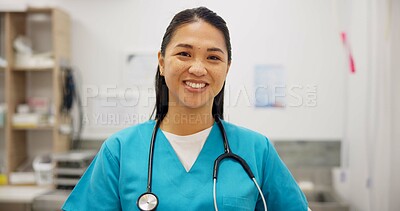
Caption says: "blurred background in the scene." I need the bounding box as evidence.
[0,0,399,211]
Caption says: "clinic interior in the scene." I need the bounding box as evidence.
[0,0,399,211]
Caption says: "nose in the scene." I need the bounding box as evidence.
[188,60,207,76]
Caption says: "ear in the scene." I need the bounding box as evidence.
[158,51,164,76]
[226,60,231,74]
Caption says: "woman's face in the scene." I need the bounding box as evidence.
[158,21,230,111]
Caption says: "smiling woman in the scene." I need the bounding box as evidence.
[158,20,230,131]
[62,7,309,211]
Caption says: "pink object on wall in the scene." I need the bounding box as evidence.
[340,32,356,74]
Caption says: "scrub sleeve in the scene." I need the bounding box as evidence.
[256,137,308,210]
[62,141,121,210]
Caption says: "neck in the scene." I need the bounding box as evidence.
[160,104,215,136]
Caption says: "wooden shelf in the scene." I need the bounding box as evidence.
[12,125,53,131]
[12,66,53,71]
[27,7,54,14]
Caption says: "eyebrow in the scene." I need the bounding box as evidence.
[175,43,225,54]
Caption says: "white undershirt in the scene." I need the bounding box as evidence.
[162,127,212,172]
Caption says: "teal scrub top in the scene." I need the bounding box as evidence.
[62,120,308,211]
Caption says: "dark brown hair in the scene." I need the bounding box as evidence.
[152,7,232,121]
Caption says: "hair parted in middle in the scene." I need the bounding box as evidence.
[152,7,232,122]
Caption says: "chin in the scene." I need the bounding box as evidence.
[180,99,212,110]
[182,102,206,109]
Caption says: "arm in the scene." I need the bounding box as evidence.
[255,138,308,211]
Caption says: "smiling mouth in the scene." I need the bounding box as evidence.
[184,81,208,89]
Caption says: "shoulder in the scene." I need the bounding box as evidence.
[221,120,271,150]
[106,120,155,144]
[100,120,156,160]
[113,120,155,139]
[222,120,269,142]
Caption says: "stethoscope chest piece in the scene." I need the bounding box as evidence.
[137,192,158,211]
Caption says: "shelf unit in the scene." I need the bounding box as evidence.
[1,8,71,184]
[0,12,6,176]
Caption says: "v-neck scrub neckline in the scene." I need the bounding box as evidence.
[155,123,223,198]
[161,126,212,172]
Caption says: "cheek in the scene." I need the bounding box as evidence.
[164,75,179,93]
[211,72,227,94]
[215,71,228,84]
[163,63,187,90]
[165,62,188,80]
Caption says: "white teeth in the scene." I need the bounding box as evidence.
[185,81,206,89]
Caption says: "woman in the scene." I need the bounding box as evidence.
[62,7,309,211]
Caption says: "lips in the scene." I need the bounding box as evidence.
[185,81,206,88]
[183,80,209,91]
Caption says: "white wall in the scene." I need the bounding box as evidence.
[341,0,370,209]
[27,0,346,141]
[341,0,400,210]
[390,0,400,210]
[224,1,346,140]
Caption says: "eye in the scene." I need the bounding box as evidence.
[208,55,221,61]
[177,52,191,57]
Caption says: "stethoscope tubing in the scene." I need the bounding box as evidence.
[137,120,162,210]
[212,117,267,211]
[213,117,254,180]
[138,116,267,211]
[146,119,162,193]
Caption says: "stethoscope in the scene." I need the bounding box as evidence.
[137,116,267,211]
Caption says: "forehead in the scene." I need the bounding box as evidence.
[167,21,227,52]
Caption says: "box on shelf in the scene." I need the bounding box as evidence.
[28,97,50,114]
[0,57,7,68]
[9,157,36,185]
[9,172,36,185]
[0,103,6,127]
[12,113,52,128]
[0,166,7,185]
